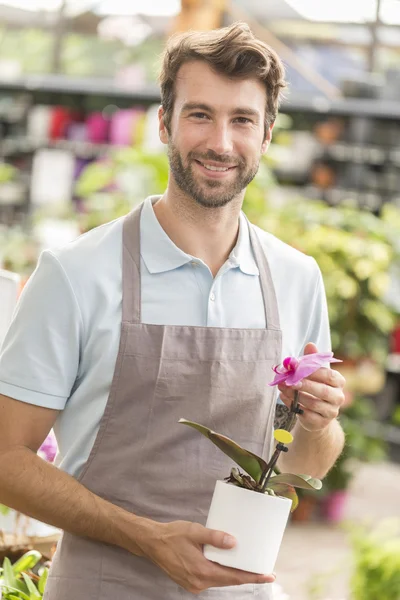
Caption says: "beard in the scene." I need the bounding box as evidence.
[167,142,260,209]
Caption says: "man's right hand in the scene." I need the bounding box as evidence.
[139,520,276,595]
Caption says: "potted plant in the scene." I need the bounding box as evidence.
[0,549,49,600]
[349,519,400,600]
[179,352,340,575]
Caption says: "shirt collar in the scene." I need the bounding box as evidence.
[141,196,192,274]
[140,196,259,276]
[230,212,260,276]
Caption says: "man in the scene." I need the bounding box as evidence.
[0,22,345,599]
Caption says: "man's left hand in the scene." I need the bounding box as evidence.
[278,343,346,432]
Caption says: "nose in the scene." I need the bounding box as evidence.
[206,122,233,156]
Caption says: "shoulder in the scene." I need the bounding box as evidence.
[47,217,125,301]
[50,217,124,275]
[47,217,125,327]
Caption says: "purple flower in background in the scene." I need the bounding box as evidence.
[37,430,58,463]
[269,352,342,387]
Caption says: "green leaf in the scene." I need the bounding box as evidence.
[12,551,42,576]
[3,557,17,588]
[269,473,322,490]
[0,504,10,515]
[178,419,268,483]
[21,573,40,599]
[38,567,48,595]
[0,584,31,600]
[267,482,299,512]
[75,162,115,198]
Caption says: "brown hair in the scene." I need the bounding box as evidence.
[159,22,287,136]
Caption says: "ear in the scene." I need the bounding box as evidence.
[158,105,169,145]
[261,122,274,154]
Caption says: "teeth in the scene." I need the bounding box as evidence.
[201,163,230,172]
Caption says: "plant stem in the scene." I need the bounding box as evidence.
[259,390,301,492]
[285,389,302,431]
[259,449,280,492]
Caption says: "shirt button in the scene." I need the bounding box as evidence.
[210,292,215,301]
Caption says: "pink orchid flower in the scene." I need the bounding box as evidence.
[269,352,342,387]
[37,430,58,463]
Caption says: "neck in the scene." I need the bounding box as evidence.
[153,181,244,277]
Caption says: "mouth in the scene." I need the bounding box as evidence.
[194,159,237,178]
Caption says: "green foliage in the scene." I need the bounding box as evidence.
[0,164,17,184]
[0,551,47,600]
[0,227,39,276]
[0,26,164,79]
[11,552,42,577]
[0,27,53,75]
[267,473,322,491]
[178,418,322,511]
[252,198,400,364]
[350,520,400,600]
[75,148,170,232]
[0,504,10,516]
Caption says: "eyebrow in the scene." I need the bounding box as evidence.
[181,102,260,119]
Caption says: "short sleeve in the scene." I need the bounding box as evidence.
[0,250,82,409]
[301,262,332,354]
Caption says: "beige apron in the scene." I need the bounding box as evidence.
[44,202,282,599]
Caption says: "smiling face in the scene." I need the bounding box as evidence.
[159,60,272,209]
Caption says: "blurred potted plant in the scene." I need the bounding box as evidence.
[252,198,400,395]
[0,227,39,281]
[349,519,400,600]
[0,549,49,599]
[74,148,169,232]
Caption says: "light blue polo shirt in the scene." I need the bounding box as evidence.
[0,196,331,477]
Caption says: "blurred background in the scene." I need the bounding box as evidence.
[0,1,400,599]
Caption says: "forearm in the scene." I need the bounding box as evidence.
[0,445,153,556]
[277,418,345,479]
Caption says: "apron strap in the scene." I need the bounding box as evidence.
[247,221,281,331]
[122,203,143,324]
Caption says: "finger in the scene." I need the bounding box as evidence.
[196,526,236,549]
[296,378,343,407]
[278,383,300,401]
[306,367,345,389]
[278,393,293,409]
[298,392,339,420]
[304,342,318,355]
[278,386,302,405]
[208,562,276,587]
[298,407,330,432]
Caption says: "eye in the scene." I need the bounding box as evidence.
[234,117,252,124]
[190,112,210,120]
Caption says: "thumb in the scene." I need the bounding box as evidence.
[304,342,318,356]
[198,527,236,549]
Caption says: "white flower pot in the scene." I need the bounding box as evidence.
[204,480,292,575]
